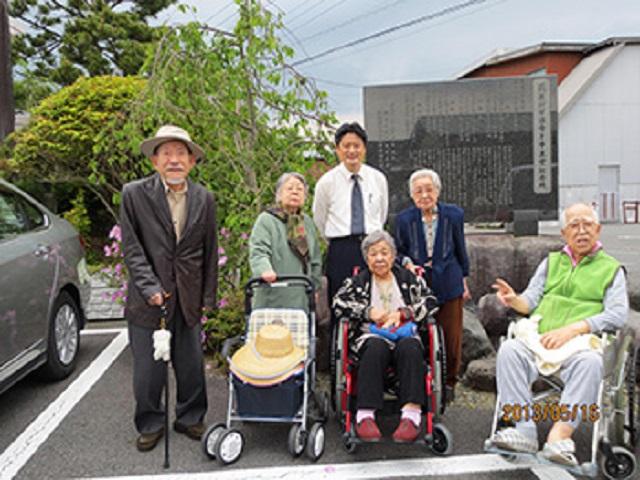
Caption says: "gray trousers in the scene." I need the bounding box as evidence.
[128,307,207,435]
[496,338,602,437]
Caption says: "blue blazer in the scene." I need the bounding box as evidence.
[394,202,470,304]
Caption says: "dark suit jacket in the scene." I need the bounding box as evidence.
[394,202,469,304]
[121,173,217,328]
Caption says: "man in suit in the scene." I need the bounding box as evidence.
[313,122,388,333]
[121,125,217,452]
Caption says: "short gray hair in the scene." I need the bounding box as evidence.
[275,172,308,204]
[408,168,442,193]
[361,230,397,258]
[560,203,600,228]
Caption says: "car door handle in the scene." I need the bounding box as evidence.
[34,245,50,257]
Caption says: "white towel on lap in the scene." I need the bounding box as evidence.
[509,315,602,375]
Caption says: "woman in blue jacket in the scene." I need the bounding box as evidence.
[394,168,470,402]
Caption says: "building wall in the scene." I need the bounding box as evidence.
[466,52,583,84]
[560,45,640,221]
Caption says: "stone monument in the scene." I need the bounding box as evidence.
[363,76,558,225]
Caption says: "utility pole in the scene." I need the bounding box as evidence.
[0,0,15,141]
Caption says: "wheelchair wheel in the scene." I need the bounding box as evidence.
[612,342,638,448]
[600,445,637,480]
[287,424,307,457]
[431,325,447,417]
[331,323,346,419]
[343,435,357,454]
[430,423,453,455]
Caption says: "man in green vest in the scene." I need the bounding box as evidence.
[487,203,628,466]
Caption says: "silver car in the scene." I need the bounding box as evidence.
[0,178,91,394]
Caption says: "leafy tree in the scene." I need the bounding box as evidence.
[6,0,337,351]
[9,0,177,86]
[7,75,147,218]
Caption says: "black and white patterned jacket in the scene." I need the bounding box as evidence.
[332,265,434,354]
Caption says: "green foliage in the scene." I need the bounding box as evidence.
[7,75,147,217]
[9,0,177,86]
[114,1,337,347]
[12,65,55,111]
[62,188,90,237]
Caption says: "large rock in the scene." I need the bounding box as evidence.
[476,293,519,348]
[628,277,640,312]
[465,233,564,301]
[461,307,495,374]
[463,355,496,392]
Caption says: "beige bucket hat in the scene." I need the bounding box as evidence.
[229,323,304,386]
[140,125,205,161]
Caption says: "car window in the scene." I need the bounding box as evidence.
[0,189,46,239]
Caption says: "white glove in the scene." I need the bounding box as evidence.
[153,328,172,362]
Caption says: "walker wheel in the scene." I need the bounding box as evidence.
[201,423,225,460]
[306,422,326,461]
[287,424,307,457]
[215,428,244,465]
[601,446,637,479]
[430,423,453,455]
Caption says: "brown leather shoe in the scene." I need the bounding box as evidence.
[173,421,205,441]
[355,418,382,442]
[136,429,164,452]
[392,418,420,443]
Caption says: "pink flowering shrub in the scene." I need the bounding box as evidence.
[100,225,128,305]
[200,226,250,357]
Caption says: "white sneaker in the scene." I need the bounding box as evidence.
[537,439,578,467]
[490,427,538,454]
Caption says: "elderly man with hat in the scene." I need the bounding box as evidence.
[313,122,389,334]
[121,125,218,452]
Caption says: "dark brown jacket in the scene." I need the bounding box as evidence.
[121,173,217,328]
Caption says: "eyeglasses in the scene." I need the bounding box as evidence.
[565,218,597,231]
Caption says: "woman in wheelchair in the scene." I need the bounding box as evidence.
[333,230,433,443]
[487,203,629,468]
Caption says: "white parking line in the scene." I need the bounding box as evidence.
[82,454,565,480]
[0,330,129,480]
[82,327,128,336]
[531,465,576,479]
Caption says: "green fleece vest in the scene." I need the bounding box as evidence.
[533,250,620,333]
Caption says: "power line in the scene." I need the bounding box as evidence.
[308,76,362,89]
[286,0,325,26]
[287,0,345,31]
[285,0,316,17]
[299,0,407,42]
[296,0,506,70]
[205,1,235,23]
[292,0,488,67]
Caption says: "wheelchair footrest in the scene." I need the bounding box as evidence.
[484,443,598,478]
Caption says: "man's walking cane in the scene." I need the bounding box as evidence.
[153,302,171,469]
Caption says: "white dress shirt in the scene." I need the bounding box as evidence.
[313,162,388,239]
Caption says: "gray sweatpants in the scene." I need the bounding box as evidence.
[496,338,602,438]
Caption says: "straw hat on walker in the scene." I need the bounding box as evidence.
[230,323,304,386]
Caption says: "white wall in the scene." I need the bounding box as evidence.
[559,45,640,219]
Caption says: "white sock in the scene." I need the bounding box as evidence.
[401,406,422,427]
[356,409,375,424]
